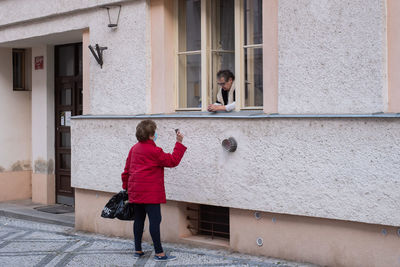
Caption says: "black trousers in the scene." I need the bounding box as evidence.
[133,203,163,254]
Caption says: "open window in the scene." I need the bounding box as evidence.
[176,0,263,111]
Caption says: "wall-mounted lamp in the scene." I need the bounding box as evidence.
[88,44,108,68]
[222,137,237,152]
[101,5,121,28]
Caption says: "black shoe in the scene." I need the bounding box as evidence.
[154,255,177,261]
[134,252,144,258]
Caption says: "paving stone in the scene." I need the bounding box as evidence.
[0,216,318,267]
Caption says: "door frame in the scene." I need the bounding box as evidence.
[54,42,83,206]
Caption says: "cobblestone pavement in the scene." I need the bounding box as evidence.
[0,216,317,267]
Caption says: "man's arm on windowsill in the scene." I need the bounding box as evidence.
[208,102,235,112]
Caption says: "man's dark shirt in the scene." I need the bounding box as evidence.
[217,89,236,105]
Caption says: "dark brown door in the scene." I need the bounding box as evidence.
[55,43,82,206]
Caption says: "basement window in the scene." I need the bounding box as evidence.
[13,49,26,91]
[187,204,230,240]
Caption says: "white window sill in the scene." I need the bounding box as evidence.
[72,112,400,120]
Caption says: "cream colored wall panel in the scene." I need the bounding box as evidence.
[0,48,31,171]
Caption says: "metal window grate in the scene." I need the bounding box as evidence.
[187,204,230,240]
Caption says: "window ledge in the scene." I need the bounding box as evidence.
[181,235,230,249]
[72,111,400,120]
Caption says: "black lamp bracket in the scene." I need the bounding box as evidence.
[88,44,108,68]
[101,5,121,28]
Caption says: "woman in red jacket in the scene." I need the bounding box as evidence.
[121,120,186,262]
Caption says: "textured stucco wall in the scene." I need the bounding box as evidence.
[0,48,32,172]
[0,0,149,115]
[88,1,149,115]
[278,0,387,114]
[0,0,131,27]
[72,118,400,226]
[1,0,387,116]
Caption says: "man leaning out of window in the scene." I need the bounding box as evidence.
[207,70,236,112]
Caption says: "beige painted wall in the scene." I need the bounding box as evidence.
[31,45,55,204]
[388,0,400,112]
[0,48,32,172]
[75,188,135,238]
[32,173,55,204]
[263,0,278,114]
[75,189,196,244]
[230,209,400,267]
[0,171,31,201]
[150,0,176,114]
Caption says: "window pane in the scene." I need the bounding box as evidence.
[58,46,74,76]
[211,0,235,102]
[12,50,24,89]
[60,154,71,170]
[60,132,71,148]
[244,47,263,107]
[178,54,201,108]
[212,0,235,51]
[178,0,201,52]
[244,0,263,45]
[61,86,72,106]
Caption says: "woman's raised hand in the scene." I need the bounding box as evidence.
[176,131,184,143]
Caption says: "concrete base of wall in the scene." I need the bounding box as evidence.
[0,171,31,202]
[75,188,400,266]
[75,188,134,238]
[230,209,400,267]
[32,173,55,204]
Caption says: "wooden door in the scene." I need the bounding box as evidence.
[55,43,82,206]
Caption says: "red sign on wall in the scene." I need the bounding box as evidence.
[35,56,44,70]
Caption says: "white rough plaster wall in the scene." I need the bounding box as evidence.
[0,0,149,115]
[72,118,400,226]
[0,0,132,27]
[0,48,32,171]
[88,0,148,115]
[278,0,387,114]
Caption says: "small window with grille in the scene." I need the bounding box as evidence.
[187,204,230,240]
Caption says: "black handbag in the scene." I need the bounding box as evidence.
[101,190,135,221]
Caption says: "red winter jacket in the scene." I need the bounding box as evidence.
[121,140,187,204]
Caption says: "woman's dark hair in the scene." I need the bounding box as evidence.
[217,69,235,81]
[136,120,157,142]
